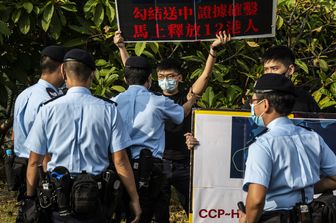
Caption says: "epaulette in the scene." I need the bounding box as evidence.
[296,124,313,131]
[94,95,117,106]
[46,87,59,98]
[245,127,269,147]
[42,94,65,105]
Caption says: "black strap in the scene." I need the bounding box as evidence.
[94,95,117,106]
[301,188,306,204]
[42,94,64,105]
[245,127,269,147]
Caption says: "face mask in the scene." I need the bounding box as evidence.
[250,100,265,127]
[158,78,177,92]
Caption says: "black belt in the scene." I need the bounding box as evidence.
[260,209,296,223]
[132,157,162,167]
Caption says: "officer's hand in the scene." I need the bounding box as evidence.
[114,30,125,48]
[239,210,247,223]
[184,132,199,150]
[20,196,40,223]
[129,199,141,223]
[210,31,231,50]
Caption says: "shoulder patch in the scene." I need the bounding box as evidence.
[42,94,65,106]
[246,127,269,147]
[46,87,58,98]
[94,95,117,106]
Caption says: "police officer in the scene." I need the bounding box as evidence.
[112,56,198,222]
[239,74,336,223]
[11,45,66,200]
[262,45,320,113]
[114,30,230,219]
[23,49,141,223]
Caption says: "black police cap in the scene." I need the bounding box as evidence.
[254,73,296,95]
[41,45,66,63]
[125,56,151,70]
[63,49,96,70]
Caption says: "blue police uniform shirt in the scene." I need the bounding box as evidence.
[243,117,336,211]
[13,79,60,158]
[24,87,132,175]
[112,85,184,159]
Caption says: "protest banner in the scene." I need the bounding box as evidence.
[115,0,277,42]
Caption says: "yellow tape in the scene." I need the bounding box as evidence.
[194,110,250,117]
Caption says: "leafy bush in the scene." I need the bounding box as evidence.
[0,0,335,145]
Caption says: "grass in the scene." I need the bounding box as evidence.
[0,183,17,223]
[0,183,188,223]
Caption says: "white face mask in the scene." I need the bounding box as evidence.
[250,99,266,127]
[158,78,177,92]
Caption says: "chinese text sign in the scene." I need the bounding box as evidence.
[115,0,276,42]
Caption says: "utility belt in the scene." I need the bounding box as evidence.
[131,148,164,189]
[37,166,122,218]
[260,209,297,223]
[3,148,28,194]
[260,204,313,223]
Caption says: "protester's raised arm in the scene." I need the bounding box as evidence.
[114,30,130,66]
[192,31,231,95]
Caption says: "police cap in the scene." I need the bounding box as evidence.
[63,49,96,70]
[41,45,66,63]
[125,56,151,70]
[254,73,296,95]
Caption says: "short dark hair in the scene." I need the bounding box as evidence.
[156,58,182,75]
[63,61,93,82]
[256,92,295,116]
[40,56,61,73]
[262,46,295,67]
[125,67,151,85]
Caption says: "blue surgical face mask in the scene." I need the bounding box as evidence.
[250,100,265,127]
[158,78,177,92]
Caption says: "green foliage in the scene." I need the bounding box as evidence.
[0,0,335,143]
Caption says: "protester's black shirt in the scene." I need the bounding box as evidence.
[292,86,320,113]
[163,89,191,161]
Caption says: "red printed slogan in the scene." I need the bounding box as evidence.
[115,0,276,42]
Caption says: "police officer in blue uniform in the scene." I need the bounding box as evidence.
[11,46,66,202]
[239,74,336,223]
[113,56,197,222]
[23,49,141,223]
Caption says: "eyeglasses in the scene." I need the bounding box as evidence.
[157,73,179,80]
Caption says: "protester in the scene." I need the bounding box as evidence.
[112,56,198,223]
[262,45,320,113]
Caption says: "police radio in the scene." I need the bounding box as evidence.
[38,165,55,208]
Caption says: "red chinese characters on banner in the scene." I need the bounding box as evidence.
[131,1,261,40]
[198,2,258,20]
[133,6,193,21]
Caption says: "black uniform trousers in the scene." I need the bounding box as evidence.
[125,160,168,223]
[160,158,190,220]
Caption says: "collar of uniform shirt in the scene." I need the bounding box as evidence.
[38,79,59,93]
[66,86,91,95]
